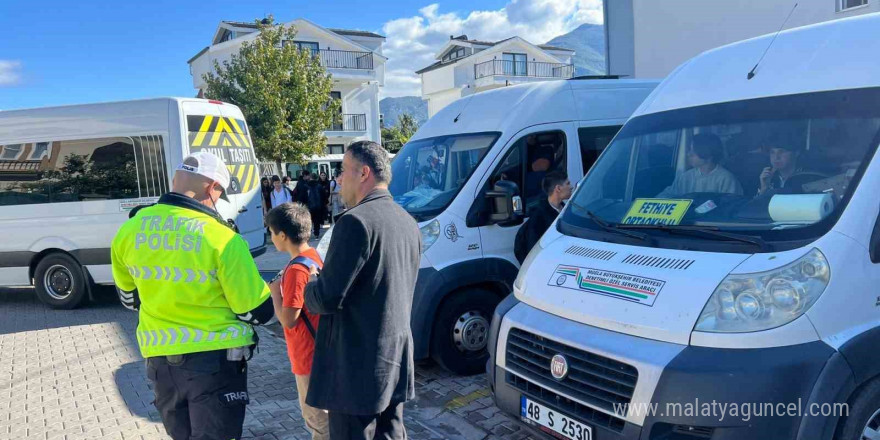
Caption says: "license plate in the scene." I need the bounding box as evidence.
[521,397,592,440]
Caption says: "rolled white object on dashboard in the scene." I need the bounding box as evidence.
[768,193,834,223]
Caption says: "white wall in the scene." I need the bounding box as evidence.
[422,66,456,95]
[610,0,879,79]
[332,81,380,142]
[425,89,464,118]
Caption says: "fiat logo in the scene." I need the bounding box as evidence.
[550,354,569,380]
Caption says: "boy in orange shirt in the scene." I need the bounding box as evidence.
[266,203,328,440]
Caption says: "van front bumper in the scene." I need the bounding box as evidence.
[490,303,843,440]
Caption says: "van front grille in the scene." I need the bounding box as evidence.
[505,328,638,414]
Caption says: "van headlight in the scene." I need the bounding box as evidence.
[420,219,441,253]
[695,248,829,333]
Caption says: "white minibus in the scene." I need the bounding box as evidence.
[0,98,266,308]
[490,13,880,440]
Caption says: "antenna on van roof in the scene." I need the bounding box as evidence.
[748,3,798,80]
[453,85,474,123]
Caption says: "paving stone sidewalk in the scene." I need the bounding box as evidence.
[0,237,536,440]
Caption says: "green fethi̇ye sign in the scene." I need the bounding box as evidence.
[549,264,665,306]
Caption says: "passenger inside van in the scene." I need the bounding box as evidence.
[656,133,743,197]
[755,140,825,197]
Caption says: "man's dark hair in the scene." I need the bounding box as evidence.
[347,141,392,184]
[271,175,281,183]
[265,202,312,245]
[301,170,311,177]
[691,133,724,163]
[542,170,568,195]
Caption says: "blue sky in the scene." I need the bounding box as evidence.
[0,0,602,109]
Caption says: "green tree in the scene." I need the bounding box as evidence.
[203,16,339,169]
[381,113,419,153]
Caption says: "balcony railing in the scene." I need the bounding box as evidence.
[328,114,367,132]
[305,49,374,70]
[0,160,41,172]
[474,60,574,79]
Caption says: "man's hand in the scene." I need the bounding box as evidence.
[269,278,282,300]
[759,166,775,193]
[308,265,318,283]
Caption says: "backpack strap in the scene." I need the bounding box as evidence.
[287,255,322,339]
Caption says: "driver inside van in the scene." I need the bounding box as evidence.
[656,133,743,197]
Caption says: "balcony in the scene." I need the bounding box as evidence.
[474,60,574,80]
[313,49,374,70]
[328,114,367,132]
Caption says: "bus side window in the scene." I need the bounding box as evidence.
[132,135,170,197]
[578,125,622,175]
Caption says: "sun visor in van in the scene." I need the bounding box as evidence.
[769,193,834,223]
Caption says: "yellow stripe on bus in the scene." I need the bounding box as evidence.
[208,117,242,147]
[191,115,214,147]
[228,118,251,148]
[241,165,255,193]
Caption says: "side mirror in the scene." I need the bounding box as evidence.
[486,180,523,225]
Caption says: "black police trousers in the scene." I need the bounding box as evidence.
[146,350,249,440]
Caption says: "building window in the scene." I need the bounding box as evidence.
[839,0,868,10]
[29,142,50,160]
[219,30,236,43]
[289,41,319,54]
[442,47,467,62]
[326,144,344,155]
[0,144,23,160]
[502,53,528,76]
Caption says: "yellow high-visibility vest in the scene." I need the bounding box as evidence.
[111,195,270,358]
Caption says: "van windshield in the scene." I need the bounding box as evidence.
[560,88,880,252]
[389,132,499,221]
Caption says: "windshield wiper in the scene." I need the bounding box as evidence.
[617,224,768,251]
[586,211,654,244]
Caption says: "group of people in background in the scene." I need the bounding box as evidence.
[260,170,343,239]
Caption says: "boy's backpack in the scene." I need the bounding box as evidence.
[307,184,323,210]
[282,255,322,338]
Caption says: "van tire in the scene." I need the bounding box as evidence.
[430,289,500,375]
[835,376,880,440]
[33,253,88,309]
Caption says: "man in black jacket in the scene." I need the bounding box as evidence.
[293,170,312,205]
[304,141,421,440]
[514,170,572,264]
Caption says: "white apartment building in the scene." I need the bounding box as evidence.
[604,0,879,79]
[188,19,386,158]
[417,35,575,117]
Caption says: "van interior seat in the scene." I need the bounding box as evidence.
[634,143,675,197]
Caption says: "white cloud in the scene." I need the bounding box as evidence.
[381,0,603,97]
[0,60,22,86]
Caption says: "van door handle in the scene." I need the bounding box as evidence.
[238,207,248,213]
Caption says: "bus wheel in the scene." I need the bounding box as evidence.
[431,289,500,376]
[835,376,880,440]
[34,253,88,309]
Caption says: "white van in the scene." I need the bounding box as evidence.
[0,98,266,309]
[489,13,880,440]
[318,78,659,374]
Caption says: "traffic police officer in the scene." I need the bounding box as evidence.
[111,151,274,440]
